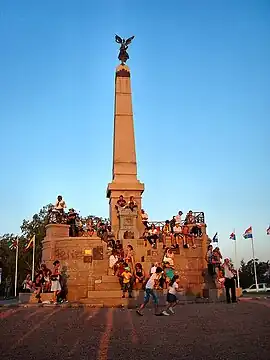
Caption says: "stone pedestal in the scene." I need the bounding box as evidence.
[117,207,139,240]
[42,224,108,301]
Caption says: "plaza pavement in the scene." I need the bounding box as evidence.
[0,298,270,360]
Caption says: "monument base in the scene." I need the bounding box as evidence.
[39,224,213,305]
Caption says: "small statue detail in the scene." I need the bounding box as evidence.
[115,35,135,65]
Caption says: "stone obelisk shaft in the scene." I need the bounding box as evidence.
[107,64,144,234]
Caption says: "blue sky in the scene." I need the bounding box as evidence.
[0,0,269,263]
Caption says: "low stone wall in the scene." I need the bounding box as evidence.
[42,225,108,301]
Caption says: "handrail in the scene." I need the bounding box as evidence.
[150,212,205,228]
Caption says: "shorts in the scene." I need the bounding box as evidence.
[167,293,177,303]
[122,283,131,292]
[144,288,158,304]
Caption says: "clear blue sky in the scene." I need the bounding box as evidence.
[0,0,269,263]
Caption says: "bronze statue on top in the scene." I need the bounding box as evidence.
[115,35,135,64]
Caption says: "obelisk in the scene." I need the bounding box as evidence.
[107,35,144,235]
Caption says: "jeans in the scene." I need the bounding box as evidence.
[144,288,159,304]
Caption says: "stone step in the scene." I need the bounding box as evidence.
[95,282,121,291]
[87,290,123,298]
[101,275,119,283]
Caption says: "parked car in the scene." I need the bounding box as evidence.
[242,283,270,293]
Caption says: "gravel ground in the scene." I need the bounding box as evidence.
[0,298,269,360]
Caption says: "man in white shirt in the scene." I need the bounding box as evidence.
[223,258,237,304]
[136,267,163,316]
[175,211,183,224]
[54,195,66,213]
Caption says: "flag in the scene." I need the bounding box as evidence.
[229,232,236,241]
[24,235,35,251]
[243,226,253,239]
[212,232,218,243]
[267,226,270,236]
[7,238,18,250]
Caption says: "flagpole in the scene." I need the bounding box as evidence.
[234,229,240,288]
[14,238,19,297]
[251,233,258,291]
[31,235,36,281]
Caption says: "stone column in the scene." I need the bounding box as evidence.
[107,64,144,236]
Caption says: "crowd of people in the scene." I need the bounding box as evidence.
[205,245,237,303]
[45,194,237,309]
[108,244,180,301]
[140,208,203,249]
[21,261,68,305]
[48,195,205,251]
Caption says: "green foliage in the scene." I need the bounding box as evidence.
[0,204,52,295]
[239,259,270,289]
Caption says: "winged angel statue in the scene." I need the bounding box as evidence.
[115,35,135,64]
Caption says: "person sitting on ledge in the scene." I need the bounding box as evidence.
[147,224,159,248]
[181,224,196,249]
[175,210,183,224]
[185,210,195,225]
[115,195,126,211]
[141,209,149,228]
[172,222,182,248]
[162,220,172,249]
[127,196,137,211]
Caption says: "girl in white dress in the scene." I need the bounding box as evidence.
[51,260,61,304]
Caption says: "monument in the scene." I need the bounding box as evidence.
[18,35,220,306]
[107,35,144,238]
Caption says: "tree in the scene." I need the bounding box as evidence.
[239,259,270,289]
[0,204,52,295]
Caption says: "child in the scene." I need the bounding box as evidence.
[121,267,133,298]
[136,266,163,316]
[51,260,62,305]
[162,275,180,315]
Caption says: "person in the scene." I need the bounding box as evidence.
[43,269,52,292]
[4,276,12,299]
[109,251,119,275]
[125,244,135,271]
[163,262,175,288]
[141,209,149,229]
[162,275,180,315]
[121,267,133,298]
[33,272,43,303]
[212,247,223,276]
[185,210,195,224]
[147,224,159,248]
[134,263,145,289]
[162,220,172,248]
[222,258,237,304]
[51,260,62,304]
[136,266,163,316]
[67,208,78,237]
[22,274,33,293]
[205,245,214,276]
[163,248,174,267]
[115,240,124,259]
[54,195,66,213]
[115,195,126,211]
[127,196,137,211]
[172,222,182,248]
[175,211,183,224]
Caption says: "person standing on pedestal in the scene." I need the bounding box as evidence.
[222,258,237,304]
[54,195,66,214]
